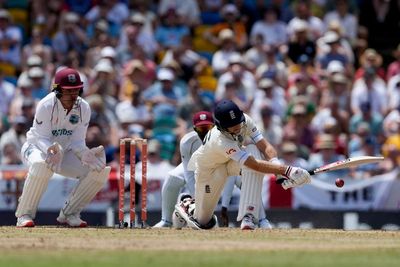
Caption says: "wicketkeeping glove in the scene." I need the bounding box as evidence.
[79,146,106,172]
[281,166,311,190]
[45,142,64,172]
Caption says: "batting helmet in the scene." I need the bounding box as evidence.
[52,68,83,98]
[213,100,245,130]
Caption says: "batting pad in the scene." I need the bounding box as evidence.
[161,174,185,222]
[237,144,264,221]
[16,161,53,218]
[61,167,110,216]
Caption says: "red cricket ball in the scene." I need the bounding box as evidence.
[335,178,344,188]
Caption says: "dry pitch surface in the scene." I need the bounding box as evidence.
[0,227,399,267]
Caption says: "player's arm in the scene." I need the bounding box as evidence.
[30,103,54,153]
[243,156,287,176]
[255,138,277,161]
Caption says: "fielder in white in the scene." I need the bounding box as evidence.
[15,68,110,227]
[153,111,214,228]
[175,100,311,230]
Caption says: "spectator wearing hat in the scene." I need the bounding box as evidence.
[158,0,200,27]
[307,134,348,181]
[22,27,53,72]
[19,54,52,92]
[117,12,159,62]
[280,141,308,170]
[154,8,190,50]
[143,68,186,116]
[354,49,386,82]
[286,19,316,66]
[351,67,388,116]
[0,9,23,68]
[0,115,28,164]
[215,54,257,112]
[287,1,324,42]
[52,12,89,64]
[323,0,357,44]
[119,59,149,101]
[87,59,117,99]
[243,34,267,73]
[9,75,36,122]
[255,44,288,89]
[250,6,288,48]
[283,103,315,157]
[204,4,248,50]
[211,29,241,76]
[316,31,351,73]
[252,78,287,120]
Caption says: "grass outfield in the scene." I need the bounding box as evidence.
[0,227,399,267]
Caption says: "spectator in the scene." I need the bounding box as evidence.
[323,0,357,44]
[286,19,316,66]
[287,1,324,41]
[203,4,248,51]
[0,115,27,164]
[155,8,190,50]
[211,29,241,76]
[351,67,387,116]
[308,134,348,180]
[157,0,200,28]
[279,141,308,169]
[215,55,257,112]
[250,6,288,48]
[387,44,400,81]
[52,12,89,65]
[0,9,23,69]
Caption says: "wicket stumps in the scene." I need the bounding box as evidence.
[118,138,148,228]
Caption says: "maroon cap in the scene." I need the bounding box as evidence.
[193,111,214,127]
[54,68,83,89]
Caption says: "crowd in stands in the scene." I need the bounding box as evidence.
[0,0,400,183]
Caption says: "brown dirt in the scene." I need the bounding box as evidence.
[1,227,399,252]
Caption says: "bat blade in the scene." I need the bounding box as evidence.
[276,156,384,184]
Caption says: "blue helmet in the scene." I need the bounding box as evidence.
[213,100,245,130]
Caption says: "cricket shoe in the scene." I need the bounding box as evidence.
[258,218,272,229]
[174,195,218,230]
[240,213,256,230]
[16,215,35,227]
[153,220,173,228]
[57,211,87,228]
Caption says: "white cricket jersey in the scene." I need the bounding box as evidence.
[189,114,263,171]
[26,92,91,153]
[179,131,202,185]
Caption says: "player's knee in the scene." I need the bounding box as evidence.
[30,161,53,179]
[86,166,110,183]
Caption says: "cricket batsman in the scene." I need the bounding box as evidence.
[15,68,110,227]
[175,100,311,230]
[153,111,214,228]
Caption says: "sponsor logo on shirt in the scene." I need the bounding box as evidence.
[52,129,73,137]
[35,119,43,125]
[252,127,257,132]
[226,148,236,155]
[69,114,80,124]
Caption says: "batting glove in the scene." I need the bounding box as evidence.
[282,166,311,190]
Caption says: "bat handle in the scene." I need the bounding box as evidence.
[275,170,315,185]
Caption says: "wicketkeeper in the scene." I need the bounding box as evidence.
[15,68,110,227]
